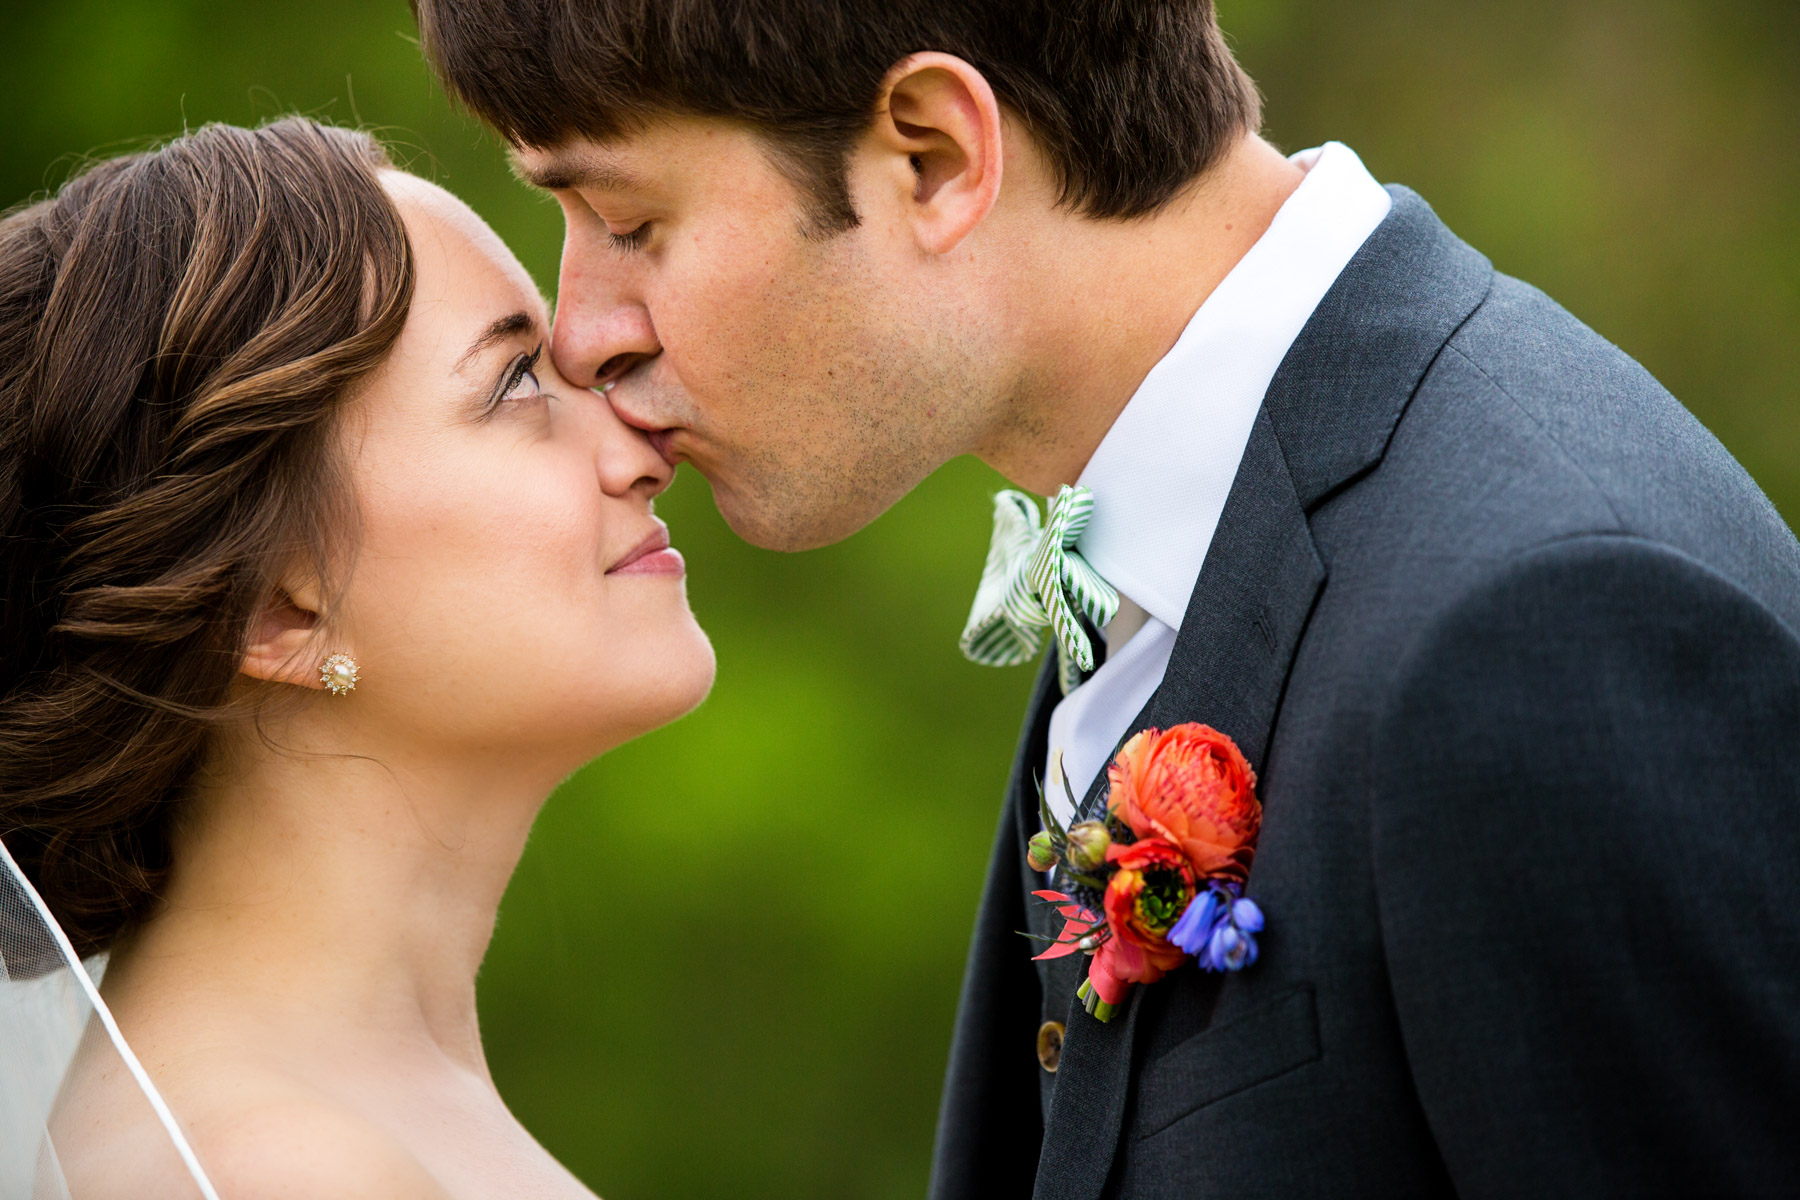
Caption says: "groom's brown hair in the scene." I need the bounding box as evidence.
[413,0,1261,232]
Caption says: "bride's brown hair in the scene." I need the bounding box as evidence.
[0,118,414,956]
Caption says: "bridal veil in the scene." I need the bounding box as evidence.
[0,838,219,1199]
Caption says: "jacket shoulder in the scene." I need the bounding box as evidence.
[1363,272,1800,623]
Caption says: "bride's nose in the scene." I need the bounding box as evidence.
[592,395,673,499]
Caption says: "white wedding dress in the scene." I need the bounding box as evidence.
[0,838,220,1199]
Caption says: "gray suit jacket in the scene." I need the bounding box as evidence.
[929,188,1800,1199]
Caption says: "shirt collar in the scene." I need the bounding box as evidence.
[1071,142,1393,632]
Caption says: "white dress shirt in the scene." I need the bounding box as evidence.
[1042,143,1392,829]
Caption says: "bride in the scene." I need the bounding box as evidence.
[0,117,714,1198]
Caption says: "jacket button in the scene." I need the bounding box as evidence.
[1036,1020,1065,1073]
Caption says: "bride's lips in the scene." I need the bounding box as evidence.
[608,523,685,576]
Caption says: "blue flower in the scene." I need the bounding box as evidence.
[1168,886,1223,955]
[1231,897,1264,934]
[1194,893,1263,972]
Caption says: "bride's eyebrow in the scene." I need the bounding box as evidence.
[455,311,538,372]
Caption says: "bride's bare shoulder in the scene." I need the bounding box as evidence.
[53,1052,448,1200]
[191,1097,450,1200]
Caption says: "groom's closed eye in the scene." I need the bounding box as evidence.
[607,222,652,253]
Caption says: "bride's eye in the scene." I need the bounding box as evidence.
[484,344,544,415]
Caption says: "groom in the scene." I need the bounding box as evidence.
[416,1,1800,1194]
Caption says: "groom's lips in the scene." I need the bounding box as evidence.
[604,395,684,467]
[608,523,684,576]
[646,428,681,465]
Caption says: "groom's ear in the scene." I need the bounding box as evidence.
[867,53,1005,256]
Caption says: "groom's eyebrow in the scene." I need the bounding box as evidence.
[510,148,646,194]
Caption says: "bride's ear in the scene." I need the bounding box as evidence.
[239,574,329,690]
[867,52,1005,256]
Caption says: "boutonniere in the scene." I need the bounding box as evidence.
[1026,723,1264,1022]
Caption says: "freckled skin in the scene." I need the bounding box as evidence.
[534,74,1305,551]
[543,121,1003,551]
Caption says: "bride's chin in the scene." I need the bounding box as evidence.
[660,630,718,719]
[597,631,717,747]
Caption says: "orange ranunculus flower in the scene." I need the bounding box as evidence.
[1088,837,1192,1005]
[1094,834,1195,978]
[1106,724,1261,883]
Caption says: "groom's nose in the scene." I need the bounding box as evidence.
[551,240,661,393]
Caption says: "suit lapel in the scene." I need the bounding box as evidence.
[1032,408,1325,1200]
[1028,188,1495,1200]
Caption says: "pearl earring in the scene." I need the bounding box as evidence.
[319,652,359,696]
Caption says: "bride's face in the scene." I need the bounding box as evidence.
[323,172,714,763]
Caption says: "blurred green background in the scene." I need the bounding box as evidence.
[2,1,1795,1195]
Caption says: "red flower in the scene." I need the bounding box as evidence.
[1107,724,1261,883]
[1089,935,1162,1007]
[1088,836,1192,1004]
[1030,890,1099,962]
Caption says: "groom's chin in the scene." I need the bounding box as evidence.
[706,474,892,553]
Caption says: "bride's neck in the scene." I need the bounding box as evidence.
[107,711,567,1070]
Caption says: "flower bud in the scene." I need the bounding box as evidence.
[1064,821,1112,873]
[1026,830,1059,872]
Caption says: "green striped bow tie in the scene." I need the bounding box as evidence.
[960,485,1120,695]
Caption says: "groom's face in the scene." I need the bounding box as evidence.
[522,118,991,551]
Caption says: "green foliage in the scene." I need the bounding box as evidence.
[2,2,1794,1195]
